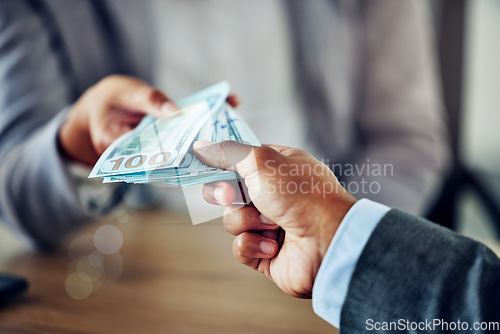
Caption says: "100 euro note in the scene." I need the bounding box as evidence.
[89,81,231,180]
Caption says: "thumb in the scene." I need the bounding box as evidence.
[193,140,264,179]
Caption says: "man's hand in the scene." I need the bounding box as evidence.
[59,75,177,165]
[193,141,357,298]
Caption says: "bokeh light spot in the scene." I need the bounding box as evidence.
[77,255,104,282]
[116,210,130,224]
[93,225,123,255]
[65,272,93,300]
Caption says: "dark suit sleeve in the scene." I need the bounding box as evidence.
[340,209,500,333]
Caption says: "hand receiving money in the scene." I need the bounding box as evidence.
[59,75,177,165]
[89,81,260,187]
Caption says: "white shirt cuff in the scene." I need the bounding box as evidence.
[312,198,390,327]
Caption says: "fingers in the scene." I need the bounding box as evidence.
[202,179,251,206]
[202,181,237,206]
[98,75,178,118]
[264,144,310,159]
[264,144,298,156]
[232,232,278,267]
[223,205,279,236]
[193,140,261,179]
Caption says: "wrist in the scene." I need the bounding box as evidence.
[318,194,357,261]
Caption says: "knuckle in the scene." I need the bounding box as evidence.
[130,85,151,101]
[253,146,275,165]
[250,147,275,177]
[99,74,123,86]
[219,140,233,151]
[293,148,307,156]
[222,214,237,234]
[218,140,236,169]
[278,145,301,156]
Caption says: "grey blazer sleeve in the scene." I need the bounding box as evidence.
[0,1,121,250]
[340,210,500,333]
[344,0,450,215]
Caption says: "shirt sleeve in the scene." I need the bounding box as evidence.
[312,198,390,327]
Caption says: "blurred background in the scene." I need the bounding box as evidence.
[460,0,500,246]
[428,0,500,251]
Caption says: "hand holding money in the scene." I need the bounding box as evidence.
[89,81,260,187]
[59,75,177,165]
[193,140,357,298]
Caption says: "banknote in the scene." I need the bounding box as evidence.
[102,103,260,185]
[89,81,231,179]
[161,104,260,186]
[92,81,260,187]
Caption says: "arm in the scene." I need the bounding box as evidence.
[339,209,500,333]
[0,1,92,249]
[346,0,450,215]
[194,140,500,332]
[0,2,173,249]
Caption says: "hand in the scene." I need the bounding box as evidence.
[59,75,177,165]
[193,141,357,298]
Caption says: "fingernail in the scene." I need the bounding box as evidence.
[160,101,179,114]
[260,214,276,226]
[193,140,213,150]
[227,95,243,107]
[214,186,225,205]
[260,241,275,255]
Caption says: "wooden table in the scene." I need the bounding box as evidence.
[0,209,335,333]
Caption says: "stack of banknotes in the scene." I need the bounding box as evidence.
[89,81,260,187]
